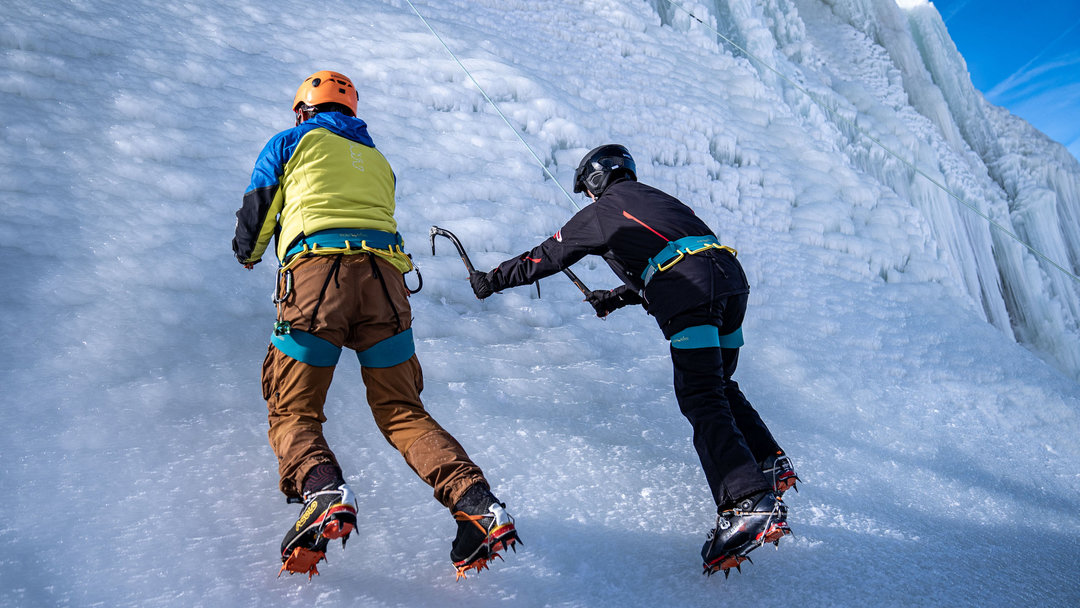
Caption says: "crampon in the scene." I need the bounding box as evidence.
[702,518,791,577]
[279,547,327,580]
[278,488,357,580]
[452,505,521,581]
[701,490,791,578]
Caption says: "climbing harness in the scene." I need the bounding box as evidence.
[369,253,404,331]
[271,329,342,367]
[283,228,410,269]
[641,235,737,286]
[308,254,344,331]
[280,228,422,294]
[271,321,415,369]
[355,328,416,368]
[269,252,418,369]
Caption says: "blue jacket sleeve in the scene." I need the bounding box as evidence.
[232,135,288,264]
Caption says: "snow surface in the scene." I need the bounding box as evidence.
[1,0,1079,606]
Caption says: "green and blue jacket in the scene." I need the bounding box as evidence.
[233,112,410,273]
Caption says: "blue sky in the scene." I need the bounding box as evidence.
[928,0,1080,162]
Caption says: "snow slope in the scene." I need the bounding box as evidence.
[1,0,1078,606]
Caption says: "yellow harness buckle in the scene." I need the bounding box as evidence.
[642,236,736,285]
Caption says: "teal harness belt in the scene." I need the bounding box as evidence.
[285,228,405,260]
[669,325,744,349]
[271,328,415,368]
[641,235,723,286]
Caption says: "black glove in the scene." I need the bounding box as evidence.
[470,270,496,299]
[585,289,624,318]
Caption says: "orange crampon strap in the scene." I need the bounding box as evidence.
[452,510,489,531]
[451,510,520,581]
[278,547,326,580]
[453,511,514,538]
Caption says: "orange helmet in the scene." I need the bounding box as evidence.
[292,70,358,115]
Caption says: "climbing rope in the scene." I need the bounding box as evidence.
[659,0,1079,284]
[402,0,581,212]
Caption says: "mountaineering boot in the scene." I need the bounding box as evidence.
[279,483,358,579]
[760,450,800,495]
[701,489,791,577]
[450,484,521,580]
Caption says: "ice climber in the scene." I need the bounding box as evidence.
[233,70,519,580]
[468,144,797,576]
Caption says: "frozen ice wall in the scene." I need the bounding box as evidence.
[901,1,1080,376]
[648,0,1080,379]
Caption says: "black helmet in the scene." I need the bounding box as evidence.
[573,144,637,196]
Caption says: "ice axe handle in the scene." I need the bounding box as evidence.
[429,226,477,275]
[561,267,590,296]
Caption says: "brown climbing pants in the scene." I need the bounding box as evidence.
[261,253,486,508]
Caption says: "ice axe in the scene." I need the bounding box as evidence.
[429,226,477,274]
[559,266,590,297]
[429,226,592,297]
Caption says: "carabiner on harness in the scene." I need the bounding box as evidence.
[273,268,294,336]
[404,254,423,294]
[274,269,294,304]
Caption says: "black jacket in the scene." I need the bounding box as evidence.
[489,179,749,331]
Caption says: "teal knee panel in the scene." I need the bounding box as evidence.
[670,325,744,349]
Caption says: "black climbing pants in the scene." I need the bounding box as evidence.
[667,295,781,508]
